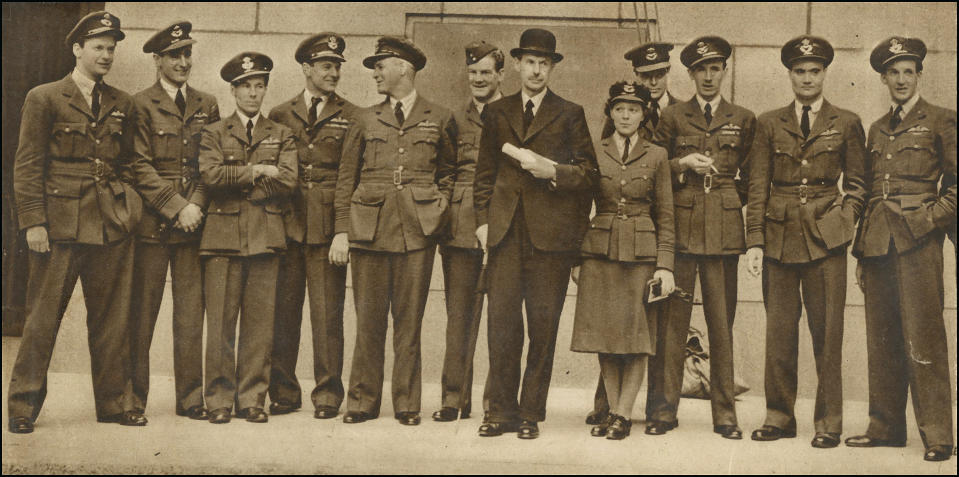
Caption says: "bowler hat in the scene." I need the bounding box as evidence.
[510,28,563,63]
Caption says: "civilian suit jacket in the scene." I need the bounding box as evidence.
[473,89,598,252]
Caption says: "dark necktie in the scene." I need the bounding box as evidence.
[622,136,631,162]
[703,102,712,127]
[395,101,405,126]
[175,88,186,116]
[800,104,811,139]
[308,96,322,125]
[92,82,102,119]
[246,119,254,144]
[889,105,903,131]
[523,100,535,135]
[649,101,660,128]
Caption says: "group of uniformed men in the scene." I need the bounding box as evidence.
[7,9,955,463]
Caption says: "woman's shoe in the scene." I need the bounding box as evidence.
[606,415,632,440]
[590,413,614,437]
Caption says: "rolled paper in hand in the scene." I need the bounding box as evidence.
[502,143,536,165]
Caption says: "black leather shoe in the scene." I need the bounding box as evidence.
[517,420,539,439]
[343,411,373,424]
[606,415,632,440]
[585,409,609,425]
[432,407,459,422]
[179,406,208,420]
[645,420,678,435]
[268,400,299,415]
[314,406,338,419]
[591,413,614,437]
[238,407,268,423]
[811,432,840,448]
[208,408,232,424]
[751,425,796,441]
[9,417,33,434]
[122,411,148,426]
[396,412,421,426]
[478,421,518,437]
[924,445,952,462]
[714,425,743,440]
[844,434,906,448]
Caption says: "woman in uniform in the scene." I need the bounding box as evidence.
[571,81,675,440]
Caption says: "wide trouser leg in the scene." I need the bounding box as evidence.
[203,256,244,412]
[346,250,392,416]
[127,242,170,413]
[698,255,740,426]
[890,239,953,448]
[761,258,802,432]
[646,253,696,423]
[235,254,278,410]
[389,245,435,414]
[8,243,84,421]
[439,247,483,411]
[304,244,347,410]
[169,241,206,412]
[799,253,846,435]
[269,241,306,407]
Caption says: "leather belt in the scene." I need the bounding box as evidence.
[870,177,937,201]
[770,183,837,205]
[360,166,435,186]
[686,173,735,194]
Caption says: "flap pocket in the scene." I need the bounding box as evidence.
[899,195,925,211]
[412,130,439,145]
[352,186,386,206]
[52,121,86,136]
[897,135,935,153]
[722,190,743,210]
[365,129,388,142]
[812,138,842,157]
[589,214,614,230]
[815,205,853,250]
[673,192,694,208]
[718,135,741,150]
[677,135,703,151]
[154,123,180,138]
[223,149,245,164]
[411,185,440,202]
[264,202,284,214]
[45,173,84,198]
[209,199,241,214]
[765,196,787,221]
[774,140,798,159]
[634,216,657,257]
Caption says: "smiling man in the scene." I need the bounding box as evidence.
[127,20,221,423]
[266,32,359,420]
[744,36,866,449]
[846,36,956,463]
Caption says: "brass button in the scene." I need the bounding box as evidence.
[398,147,405,154]
[398,130,404,136]
[620,198,626,203]
[889,135,895,141]
[228,155,234,160]
[65,126,71,132]
[827,146,832,150]
[621,165,626,170]
[775,148,780,153]
[396,185,404,190]
[183,139,188,145]
[53,189,59,194]
[158,130,164,135]
[801,178,808,184]
[90,122,96,128]
[95,139,101,144]
[216,208,222,212]
[620,179,627,185]
[886,154,892,159]
[704,150,711,156]
[884,173,890,179]
[397,165,404,171]
[705,133,711,137]
[182,158,187,164]
[308,144,314,149]
[801,160,808,166]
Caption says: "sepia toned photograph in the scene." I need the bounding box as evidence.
[1,2,956,474]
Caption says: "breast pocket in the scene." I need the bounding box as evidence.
[622,169,653,200]
[716,134,742,167]
[50,122,90,158]
[896,135,937,177]
[315,126,347,165]
[675,135,703,157]
[254,144,280,165]
[152,123,181,160]
[810,137,843,179]
[363,129,389,169]
[772,140,800,184]
[411,128,440,167]
[222,148,245,165]
[97,118,126,160]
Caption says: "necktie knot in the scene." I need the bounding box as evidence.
[704,102,713,126]
[308,96,323,124]
[622,136,631,162]
[91,81,102,118]
[246,119,254,143]
[802,105,811,112]
[800,104,812,138]
[175,88,187,116]
[395,101,405,126]
[523,100,535,135]
[890,105,904,130]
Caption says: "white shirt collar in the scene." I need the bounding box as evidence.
[71,68,98,107]
[892,94,920,118]
[695,94,722,115]
[159,77,187,103]
[389,90,417,119]
[303,89,328,117]
[653,92,670,111]
[472,91,503,116]
[235,109,261,128]
[612,131,641,158]
[794,96,824,122]
[521,88,547,115]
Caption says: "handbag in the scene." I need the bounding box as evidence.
[680,326,750,399]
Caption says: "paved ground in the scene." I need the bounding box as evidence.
[3,338,956,474]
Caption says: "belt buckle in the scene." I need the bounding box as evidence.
[798,184,808,205]
[616,206,629,220]
[703,173,713,194]
[882,180,890,200]
[393,167,403,186]
[303,164,313,183]
[93,158,105,178]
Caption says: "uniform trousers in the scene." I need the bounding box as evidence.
[270,241,347,410]
[646,253,739,426]
[485,209,576,423]
[8,238,135,421]
[128,241,204,414]
[439,246,489,414]
[862,236,953,449]
[761,253,845,434]
[346,246,435,416]
[203,254,278,411]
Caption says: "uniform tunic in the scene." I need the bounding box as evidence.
[571,136,674,355]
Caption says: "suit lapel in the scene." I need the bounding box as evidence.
[374,99,400,129]
[707,98,736,132]
[289,92,310,127]
[97,83,119,122]
[62,75,95,120]
[894,97,926,134]
[602,137,620,163]
[251,116,275,146]
[806,99,839,143]
[504,93,525,142]
[466,101,484,129]
[184,85,205,120]
[778,103,803,139]
[624,140,649,165]
[315,93,344,126]
[227,113,249,145]
[150,81,182,119]
[401,95,431,130]
[525,90,563,142]
[681,98,708,132]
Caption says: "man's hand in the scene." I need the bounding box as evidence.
[519,149,557,180]
[26,225,50,253]
[653,269,675,295]
[855,262,864,293]
[252,164,280,179]
[679,153,715,175]
[328,232,350,266]
[571,265,581,285]
[475,224,489,251]
[176,203,204,233]
[746,247,763,278]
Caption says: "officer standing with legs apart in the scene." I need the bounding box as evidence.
[744,36,867,448]
[199,52,297,424]
[433,41,504,424]
[267,32,358,420]
[645,36,755,440]
[9,11,146,433]
[330,37,457,426]
[128,20,220,421]
[846,37,955,462]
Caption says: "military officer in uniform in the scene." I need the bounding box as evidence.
[433,41,505,423]
[9,11,146,433]
[330,37,457,426]
[744,36,867,448]
[846,37,956,462]
[267,32,359,420]
[199,52,297,424]
[589,40,681,426]
[128,20,220,422]
[645,36,755,440]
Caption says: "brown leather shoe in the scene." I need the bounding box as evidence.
[590,413,614,437]
[844,434,906,447]
[606,415,632,440]
[178,406,208,420]
[924,445,952,462]
[9,417,34,434]
[811,432,840,448]
[208,407,232,424]
[517,420,539,439]
[751,425,796,441]
[343,411,374,424]
[432,407,459,422]
[268,400,300,415]
[478,421,518,437]
[645,419,678,435]
[314,406,338,419]
[238,407,268,423]
[714,425,743,440]
[396,412,421,426]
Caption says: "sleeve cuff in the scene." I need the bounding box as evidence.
[158,194,190,221]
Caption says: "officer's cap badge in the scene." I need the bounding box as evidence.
[623,83,635,93]
[696,42,708,55]
[101,13,113,27]
[645,47,658,61]
[241,56,254,71]
[171,25,183,38]
[328,36,339,51]
[799,38,815,55]
[889,38,904,54]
